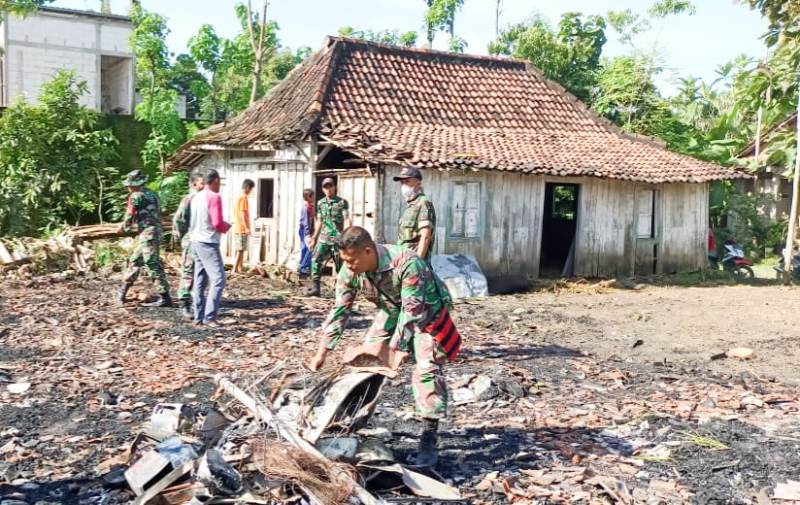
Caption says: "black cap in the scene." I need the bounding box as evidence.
[393,166,422,181]
[322,177,336,187]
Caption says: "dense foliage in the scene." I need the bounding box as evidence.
[3,0,797,244]
[0,72,118,236]
[0,0,51,21]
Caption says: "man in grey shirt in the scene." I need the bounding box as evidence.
[189,169,231,326]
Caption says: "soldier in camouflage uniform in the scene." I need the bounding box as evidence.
[394,166,436,263]
[172,170,205,319]
[117,170,172,307]
[307,178,350,296]
[308,227,461,467]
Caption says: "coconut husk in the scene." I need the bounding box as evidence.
[251,439,355,505]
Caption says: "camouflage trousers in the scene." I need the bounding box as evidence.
[310,241,341,282]
[365,309,448,419]
[177,241,194,301]
[123,235,170,296]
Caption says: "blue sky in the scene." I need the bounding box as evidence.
[54,0,768,95]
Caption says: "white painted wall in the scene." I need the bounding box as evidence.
[7,45,98,107]
[192,146,314,267]
[2,9,133,111]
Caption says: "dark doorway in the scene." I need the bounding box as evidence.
[257,178,274,218]
[540,183,579,277]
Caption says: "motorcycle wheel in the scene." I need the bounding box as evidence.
[734,266,754,281]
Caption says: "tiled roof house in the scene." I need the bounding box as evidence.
[735,113,797,222]
[170,37,745,280]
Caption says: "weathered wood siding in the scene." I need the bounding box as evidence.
[195,154,709,277]
[573,178,637,278]
[378,168,708,279]
[659,183,708,274]
[196,144,313,266]
[337,173,377,237]
[574,179,708,277]
[379,166,544,279]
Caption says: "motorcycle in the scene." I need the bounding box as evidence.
[712,240,754,280]
[773,249,800,282]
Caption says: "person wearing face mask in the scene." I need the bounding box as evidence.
[394,166,436,263]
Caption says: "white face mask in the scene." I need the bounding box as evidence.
[401,184,417,200]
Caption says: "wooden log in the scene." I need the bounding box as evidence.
[0,241,15,265]
[213,374,382,505]
[65,220,174,244]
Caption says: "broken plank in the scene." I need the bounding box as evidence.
[213,374,382,505]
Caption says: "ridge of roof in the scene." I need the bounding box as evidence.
[325,35,530,69]
[518,61,669,151]
[737,112,798,158]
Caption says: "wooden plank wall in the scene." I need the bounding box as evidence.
[659,182,708,274]
[337,174,377,237]
[574,179,709,277]
[573,178,637,278]
[195,153,709,277]
[200,145,313,266]
[379,166,545,279]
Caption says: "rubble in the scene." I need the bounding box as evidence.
[1,273,800,504]
[0,222,174,277]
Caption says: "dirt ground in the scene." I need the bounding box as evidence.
[0,271,799,504]
[492,283,800,386]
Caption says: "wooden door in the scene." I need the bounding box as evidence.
[337,174,376,236]
[634,186,659,275]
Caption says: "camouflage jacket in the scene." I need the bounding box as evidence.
[321,244,446,350]
[123,188,162,239]
[397,192,436,261]
[173,193,194,246]
[316,196,348,242]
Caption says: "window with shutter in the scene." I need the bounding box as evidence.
[636,189,655,239]
[451,181,482,238]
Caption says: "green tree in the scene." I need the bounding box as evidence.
[0,0,51,21]
[0,71,118,236]
[424,0,465,49]
[490,13,606,104]
[746,0,800,45]
[648,0,696,18]
[338,26,418,47]
[242,0,275,104]
[594,55,659,130]
[130,4,185,173]
[206,4,304,118]
[171,53,210,120]
[188,24,222,120]
[448,34,467,53]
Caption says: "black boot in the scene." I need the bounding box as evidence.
[180,299,193,320]
[415,418,439,467]
[117,284,131,304]
[143,292,172,307]
[307,280,321,297]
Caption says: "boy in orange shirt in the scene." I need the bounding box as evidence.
[233,179,255,273]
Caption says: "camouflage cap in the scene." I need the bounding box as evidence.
[393,166,422,181]
[123,169,148,187]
